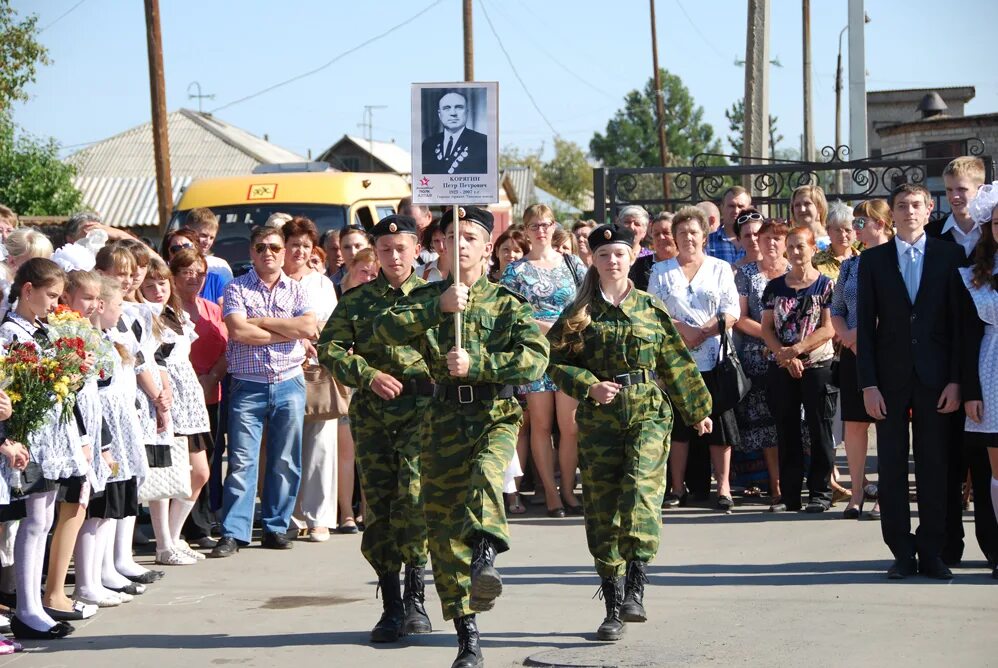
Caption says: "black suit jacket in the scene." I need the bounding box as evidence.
[856,236,965,394]
[420,128,488,175]
[925,215,978,267]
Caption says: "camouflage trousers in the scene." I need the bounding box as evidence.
[351,392,430,576]
[577,384,673,579]
[421,397,521,621]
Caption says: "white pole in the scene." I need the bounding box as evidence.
[848,0,868,161]
[452,204,462,349]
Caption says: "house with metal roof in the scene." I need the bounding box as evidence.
[316,135,413,176]
[64,109,307,230]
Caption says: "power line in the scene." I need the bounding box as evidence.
[477,0,559,138]
[39,0,88,33]
[673,0,726,62]
[211,0,443,114]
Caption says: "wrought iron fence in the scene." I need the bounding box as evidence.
[593,139,994,223]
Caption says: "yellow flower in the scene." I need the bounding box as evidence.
[7,391,21,403]
[59,376,69,384]
[54,382,69,398]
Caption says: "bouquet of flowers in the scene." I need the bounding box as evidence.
[46,305,115,382]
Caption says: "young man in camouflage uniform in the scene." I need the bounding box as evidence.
[547,224,713,641]
[374,206,549,668]
[317,214,434,643]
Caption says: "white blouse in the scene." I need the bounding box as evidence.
[299,270,338,329]
[648,255,740,371]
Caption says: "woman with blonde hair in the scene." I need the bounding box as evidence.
[830,198,893,519]
[790,184,830,250]
[2,228,54,319]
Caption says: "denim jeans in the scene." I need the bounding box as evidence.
[220,375,306,544]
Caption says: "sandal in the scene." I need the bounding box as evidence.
[335,518,359,534]
[506,494,527,515]
[156,548,197,566]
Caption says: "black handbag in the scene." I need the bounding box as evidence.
[11,460,46,497]
[708,320,751,414]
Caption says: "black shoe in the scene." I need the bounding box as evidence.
[0,591,16,608]
[919,557,954,580]
[191,536,218,550]
[402,565,433,636]
[842,507,861,520]
[595,576,625,641]
[805,500,829,513]
[469,536,502,612]
[105,582,145,596]
[11,615,73,639]
[619,560,647,623]
[662,492,681,508]
[565,503,585,516]
[125,570,162,584]
[768,502,788,513]
[208,536,239,558]
[887,556,918,580]
[941,552,962,568]
[261,531,293,550]
[716,495,734,512]
[547,506,566,518]
[370,572,404,643]
[451,615,484,668]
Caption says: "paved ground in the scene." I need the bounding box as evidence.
[1,458,995,668]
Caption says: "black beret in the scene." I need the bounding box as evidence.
[440,205,494,236]
[370,214,418,239]
[588,224,634,253]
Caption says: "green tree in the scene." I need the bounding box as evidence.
[538,138,592,210]
[0,114,82,215]
[590,69,724,170]
[725,99,784,163]
[0,0,49,111]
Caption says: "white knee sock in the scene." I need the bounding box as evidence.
[85,519,122,600]
[169,499,196,544]
[73,518,120,601]
[101,519,132,589]
[15,491,57,631]
[148,499,173,554]
[113,516,149,577]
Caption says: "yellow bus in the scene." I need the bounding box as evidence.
[169,169,410,272]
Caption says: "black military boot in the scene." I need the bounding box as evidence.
[402,564,433,635]
[619,560,648,622]
[451,614,484,668]
[595,575,625,641]
[469,535,502,612]
[370,572,404,643]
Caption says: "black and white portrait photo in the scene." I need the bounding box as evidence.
[411,81,498,205]
[419,87,489,175]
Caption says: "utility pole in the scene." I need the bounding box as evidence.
[802,0,814,162]
[144,0,172,236]
[743,0,771,171]
[649,0,671,199]
[463,0,474,81]
[360,105,387,172]
[848,0,869,162]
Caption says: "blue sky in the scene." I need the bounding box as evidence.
[11,0,998,166]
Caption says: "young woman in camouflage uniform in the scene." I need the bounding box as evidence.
[547,224,713,642]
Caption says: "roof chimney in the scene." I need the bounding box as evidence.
[918,92,948,119]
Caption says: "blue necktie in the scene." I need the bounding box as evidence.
[903,246,919,303]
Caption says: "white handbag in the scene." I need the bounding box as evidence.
[138,436,192,503]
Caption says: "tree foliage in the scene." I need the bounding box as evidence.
[0,114,83,216]
[500,138,594,213]
[0,0,50,111]
[725,99,784,163]
[590,69,724,170]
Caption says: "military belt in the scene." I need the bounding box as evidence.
[608,369,658,387]
[398,378,436,397]
[433,383,516,404]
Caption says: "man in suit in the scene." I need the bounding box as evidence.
[925,156,998,569]
[857,182,966,580]
[421,90,488,175]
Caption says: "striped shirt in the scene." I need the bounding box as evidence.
[223,269,312,382]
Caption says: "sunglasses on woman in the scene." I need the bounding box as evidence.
[169,242,194,253]
[735,211,764,226]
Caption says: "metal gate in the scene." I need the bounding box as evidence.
[593,140,995,222]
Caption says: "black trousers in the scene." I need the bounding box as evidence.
[767,363,837,509]
[876,378,950,561]
[943,407,998,564]
[182,403,219,541]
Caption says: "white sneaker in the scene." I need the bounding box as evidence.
[175,540,206,561]
[156,548,197,566]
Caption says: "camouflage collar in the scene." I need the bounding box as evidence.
[374,269,421,296]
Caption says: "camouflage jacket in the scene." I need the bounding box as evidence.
[547,288,712,426]
[317,271,432,389]
[373,273,550,386]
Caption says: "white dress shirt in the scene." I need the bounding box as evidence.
[940,214,981,258]
[895,233,928,303]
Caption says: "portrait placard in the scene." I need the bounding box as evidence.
[411,81,498,205]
